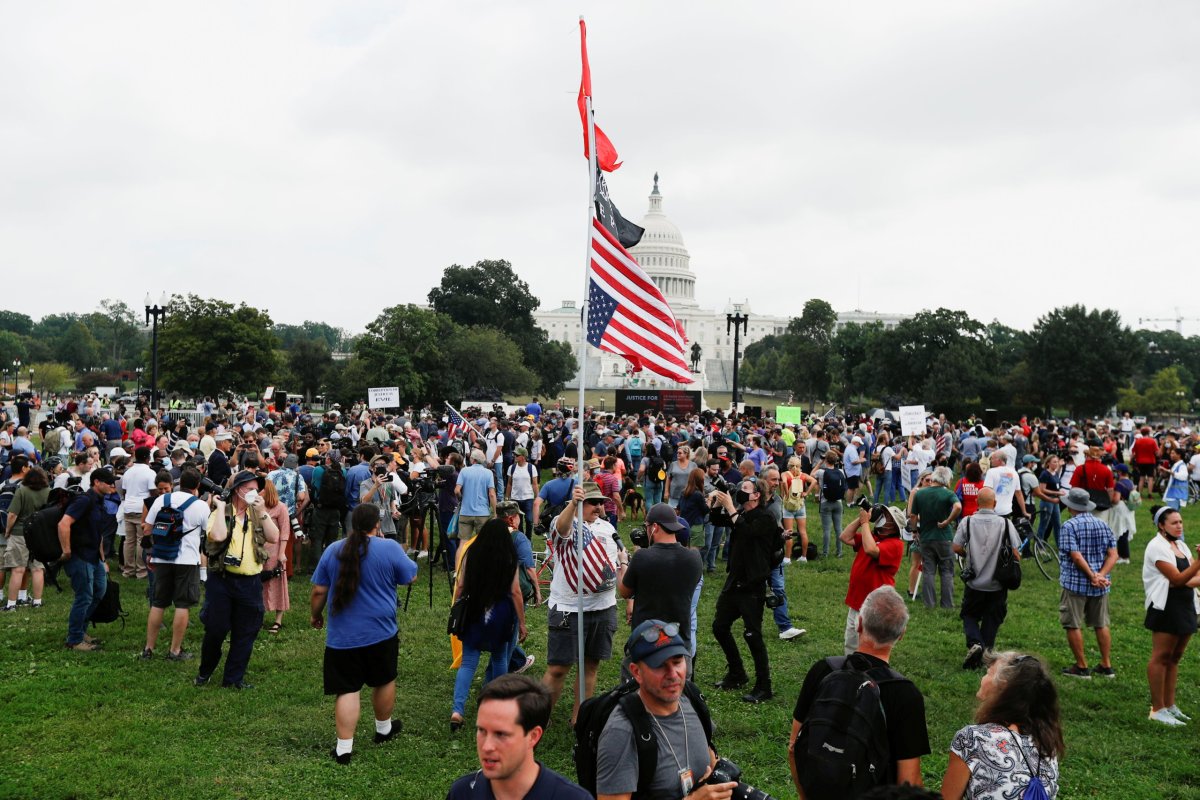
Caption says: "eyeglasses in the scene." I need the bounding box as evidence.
[637,622,680,643]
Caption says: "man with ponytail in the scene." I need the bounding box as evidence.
[311,503,418,765]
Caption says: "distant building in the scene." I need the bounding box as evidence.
[533,175,905,391]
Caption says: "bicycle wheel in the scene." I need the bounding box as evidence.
[1032,538,1058,580]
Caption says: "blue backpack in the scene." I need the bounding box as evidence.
[149,494,199,562]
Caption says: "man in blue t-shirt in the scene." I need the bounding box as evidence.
[312,505,418,765]
[455,450,497,542]
[525,397,543,421]
[446,674,589,800]
[532,461,578,526]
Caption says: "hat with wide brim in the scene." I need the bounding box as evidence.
[1061,486,1096,512]
[579,481,607,502]
[229,471,266,492]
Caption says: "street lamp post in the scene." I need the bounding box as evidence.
[11,359,21,397]
[136,366,144,400]
[145,293,169,412]
[28,368,34,397]
[726,304,749,415]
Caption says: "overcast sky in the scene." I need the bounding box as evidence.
[4,1,1198,337]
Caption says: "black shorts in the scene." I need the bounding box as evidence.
[151,563,201,609]
[1136,463,1156,479]
[547,606,617,665]
[846,475,861,490]
[324,636,399,696]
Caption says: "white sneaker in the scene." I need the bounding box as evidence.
[515,655,536,674]
[1167,705,1192,722]
[798,556,808,563]
[1150,708,1186,726]
[1116,558,1130,565]
[418,550,429,560]
[781,558,792,566]
[779,627,807,641]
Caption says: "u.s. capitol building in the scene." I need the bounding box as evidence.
[533,176,905,391]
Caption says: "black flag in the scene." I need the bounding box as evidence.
[594,169,643,249]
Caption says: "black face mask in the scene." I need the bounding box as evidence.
[735,489,752,505]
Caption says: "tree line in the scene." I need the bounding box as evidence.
[740,299,1198,419]
[0,260,575,407]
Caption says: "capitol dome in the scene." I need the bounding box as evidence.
[629,174,698,308]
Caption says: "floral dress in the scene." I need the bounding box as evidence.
[950,723,1059,799]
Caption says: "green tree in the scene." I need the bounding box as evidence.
[154,295,279,397]
[1142,366,1190,414]
[784,299,838,408]
[428,259,574,395]
[55,321,103,372]
[446,327,538,397]
[87,299,144,372]
[28,362,75,394]
[831,322,884,404]
[866,309,990,408]
[1027,305,1141,417]
[0,310,33,336]
[286,338,334,402]
[352,305,458,405]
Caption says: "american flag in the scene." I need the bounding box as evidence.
[587,217,693,384]
[445,403,471,440]
[551,519,616,594]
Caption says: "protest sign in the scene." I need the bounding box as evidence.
[368,386,400,409]
[899,405,928,437]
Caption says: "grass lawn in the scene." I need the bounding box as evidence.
[1,499,1198,800]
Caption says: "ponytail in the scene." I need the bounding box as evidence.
[332,505,379,614]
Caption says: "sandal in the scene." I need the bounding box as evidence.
[266,622,283,634]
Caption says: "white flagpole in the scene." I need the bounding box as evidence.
[574,17,599,707]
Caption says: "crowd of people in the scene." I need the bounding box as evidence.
[0,392,1196,798]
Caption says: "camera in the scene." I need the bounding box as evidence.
[628,526,649,548]
[700,758,777,800]
[222,552,242,568]
[854,496,873,512]
[710,475,729,494]
[764,593,785,609]
[375,466,388,478]
[199,476,232,503]
[290,515,305,542]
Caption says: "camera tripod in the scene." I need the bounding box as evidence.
[402,502,454,611]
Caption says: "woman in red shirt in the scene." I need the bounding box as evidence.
[954,461,986,517]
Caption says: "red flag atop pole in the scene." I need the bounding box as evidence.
[578,19,621,172]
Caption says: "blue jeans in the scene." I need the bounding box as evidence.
[689,575,704,657]
[703,523,728,570]
[64,558,107,645]
[515,499,534,539]
[454,639,511,715]
[768,564,791,631]
[643,480,663,508]
[492,463,505,499]
[819,501,843,557]
[893,465,907,501]
[874,470,895,505]
[1036,501,1060,545]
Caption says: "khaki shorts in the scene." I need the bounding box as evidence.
[1,535,45,571]
[1059,588,1110,629]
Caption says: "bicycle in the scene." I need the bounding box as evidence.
[1013,515,1058,580]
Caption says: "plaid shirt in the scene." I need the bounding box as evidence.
[1058,513,1116,596]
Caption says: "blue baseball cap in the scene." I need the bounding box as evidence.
[625,620,689,668]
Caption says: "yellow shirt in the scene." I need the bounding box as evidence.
[206,512,262,576]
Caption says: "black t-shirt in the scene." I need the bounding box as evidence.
[446,763,591,800]
[792,652,930,780]
[623,543,704,647]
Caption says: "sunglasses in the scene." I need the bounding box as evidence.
[584,498,606,506]
[637,622,680,643]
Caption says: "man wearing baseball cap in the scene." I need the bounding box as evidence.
[595,620,734,800]
[618,504,703,663]
[58,467,120,651]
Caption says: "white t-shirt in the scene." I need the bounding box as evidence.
[547,515,619,613]
[484,430,504,463]
[1189,453,1200,482]
[54,469,93,491]
[144,491,210,566]
[876,445,895,471]
[983,465,1021,515]
[121,463,159,515]
[507,461,536,501]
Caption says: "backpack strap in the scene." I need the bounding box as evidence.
[682,681,715,753]
[616,691,659,797]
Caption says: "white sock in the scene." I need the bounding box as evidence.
[31,600,42,606]
[17,590,27,601]
[375,718,392,735]
[335,738,354,756]
[4,600,14,608]
[199,567,207,582]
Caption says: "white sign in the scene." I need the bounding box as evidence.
[368,386,400,409]
[899,405,927,437]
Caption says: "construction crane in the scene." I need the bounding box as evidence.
[1139,307,1200,335]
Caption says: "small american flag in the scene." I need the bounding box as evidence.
[587,217,692,384]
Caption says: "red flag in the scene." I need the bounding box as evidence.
[578,19,621,172]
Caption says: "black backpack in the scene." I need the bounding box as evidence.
[645,452,666,485]
[0,479,20,516]
[25,489,81,564]
[319,464,346,509]
[574,679,713,798]
[821,469,846,502]
[794,656,905,799]
[88,579,127,629]
[142,494,200,561]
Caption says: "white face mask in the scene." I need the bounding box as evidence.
[243,489,259,505]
